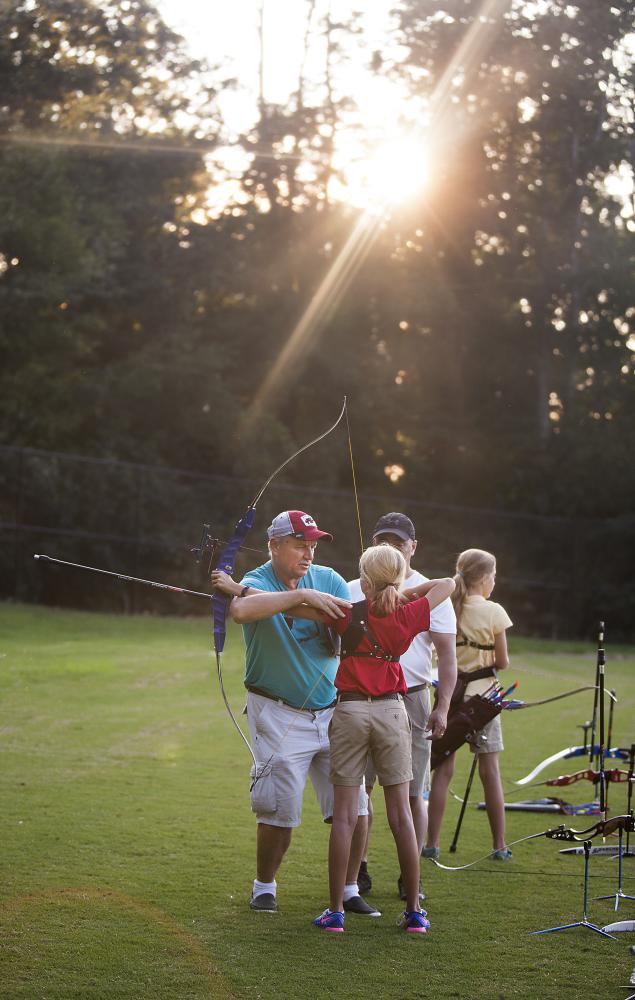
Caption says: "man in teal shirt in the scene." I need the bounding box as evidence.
[213,510,373,916]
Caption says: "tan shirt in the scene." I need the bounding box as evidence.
[457,595,513,697]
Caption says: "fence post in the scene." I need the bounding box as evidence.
[130,466,140,615]
[13,449,24,600]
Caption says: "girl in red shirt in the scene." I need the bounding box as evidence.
[313,545,454,933]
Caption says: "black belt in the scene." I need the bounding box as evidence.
[407,683,429,694]
[337,692,402,703]
[456,630,495,652]
[458,666,496,682]
[247,685,336,713]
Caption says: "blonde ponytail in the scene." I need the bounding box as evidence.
[452,572,469,626]
[359,544,406,617]
[452,548,496,626]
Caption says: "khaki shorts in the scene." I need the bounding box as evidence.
[365,686,431,796]
[329,697,413,788]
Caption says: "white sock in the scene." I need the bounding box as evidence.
[253,878,277,898]
[343,883,359,902]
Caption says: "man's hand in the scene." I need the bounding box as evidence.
[426,706,449,740]
[211,569,240,597]
[301,589,352,618]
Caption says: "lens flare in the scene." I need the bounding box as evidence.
[339,135,430,211]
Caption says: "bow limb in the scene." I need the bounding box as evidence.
[545,768,597,787]
[208,506,258,766]
[513,746,587,786]
[210,398,351,764]
[544,767,629,787]
[513,744,629,787]
[249,398,348,507]
[212,507,257,655]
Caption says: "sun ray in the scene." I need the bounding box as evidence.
[0,131,303,163]
[243,0,511,421]
[240,208,382,432]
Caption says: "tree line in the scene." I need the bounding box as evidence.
[1,1,633,637]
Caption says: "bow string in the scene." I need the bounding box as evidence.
[429,815,635,871]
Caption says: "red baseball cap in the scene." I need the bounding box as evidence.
[267,510,333,542]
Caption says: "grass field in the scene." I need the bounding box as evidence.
[2,602,634,1000]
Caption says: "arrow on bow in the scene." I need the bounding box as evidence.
[35,398,362,773]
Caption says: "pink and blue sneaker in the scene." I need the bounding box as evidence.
[312,908,345,933]
[398,909,430,934]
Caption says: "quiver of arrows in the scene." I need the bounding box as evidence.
[430,694,503,770]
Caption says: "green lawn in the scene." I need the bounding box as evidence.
[1,603,634,1000]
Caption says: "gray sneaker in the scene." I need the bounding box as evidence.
[343,895,381,917]
[421,846,440,860]
[249,892,277,913]
[491,848,513,861]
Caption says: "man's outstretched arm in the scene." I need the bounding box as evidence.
[211,569,350,623]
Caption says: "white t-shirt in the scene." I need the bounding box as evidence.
[347,569,456,687]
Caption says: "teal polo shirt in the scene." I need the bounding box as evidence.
[239,561,349,709]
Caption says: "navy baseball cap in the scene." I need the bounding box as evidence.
[372,512,416,542]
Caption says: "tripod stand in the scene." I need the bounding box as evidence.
[593,826,635,911]
[532,841,617,939]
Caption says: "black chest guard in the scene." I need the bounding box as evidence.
[340,600,400,663]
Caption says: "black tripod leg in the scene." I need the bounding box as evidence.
[589,624,602,766]
[449,751,479,853]
[598,624,607,816]
[627,745,635,854]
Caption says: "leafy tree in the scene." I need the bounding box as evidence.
[0,0,240,469]
[2,0,635,634]
[341,0,635,514]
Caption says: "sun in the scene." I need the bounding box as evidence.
[333,134,431,212]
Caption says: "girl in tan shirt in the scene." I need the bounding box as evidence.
[424,548,513,859]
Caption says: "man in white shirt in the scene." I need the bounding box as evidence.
[348,512,457,899]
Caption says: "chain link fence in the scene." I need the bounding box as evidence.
[2,445,633,639]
